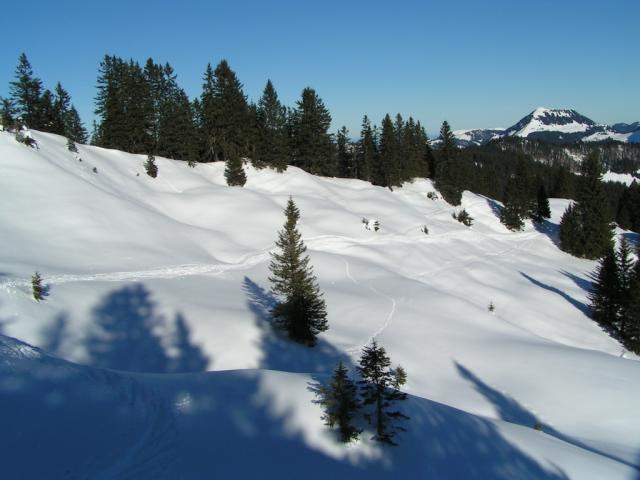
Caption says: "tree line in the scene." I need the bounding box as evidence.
[2,53,638,232]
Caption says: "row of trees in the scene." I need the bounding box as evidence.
[1,54,86,142]
[589,238,640,353]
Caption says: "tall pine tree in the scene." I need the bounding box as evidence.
[9,53,43,129]
[291,88,334,176]
[256,80,290,172]
[269,197,328,345]
[435,121,463,205]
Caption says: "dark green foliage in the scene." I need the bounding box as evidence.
[616,181,640,232]
[355,115,376,181]
[317,362,361,443]
[488,301,495,312]
[224,152,247,186]
[534,184,551,221]
[623,246,640,352]
[256,80,290,172]
[170,313,209,373]
[31,272,44,301]
[199,60,253,162]
[269,198,328,345]
[375,114,400,187]
[559,153,612,259]
[357,340,408,445]
[9,53,44,129]
[435,121,464,205]
[500,158,533,231]
[94,55,154,153]
[291,87,334,176]
[336,126,353,178]
[453,209,473,226]
[144,154,158,178]
[588,246,620,332]
[617,238,634,335]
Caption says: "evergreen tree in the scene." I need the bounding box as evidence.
[355,115,376,181]
[51,82,71,136]
[224,152,247,186]
[1,97,16,128]
[9,53,43,129]
[256,80,290,172]
[559,152,612,259]
[534,184,551,222]
[170,313,209,373]
[65,105,88,143]
[269,197,328,345]
[435,121,463,205]
[291,87,334,176]
[499,158,531,231]
[336,126,353,178]
[31,272,44,301]
[588,246,620,332]
[357,340,408,445]
[617,238,634,336]
[144,154,158,178]
[199,60,252,162]
[623,246,640,353]
[317,361,361,443]
[375,114,399,187]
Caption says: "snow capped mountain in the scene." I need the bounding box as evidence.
[451,128,505,147]
[446,108,640,146]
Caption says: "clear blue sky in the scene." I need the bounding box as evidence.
[1,0,638,136]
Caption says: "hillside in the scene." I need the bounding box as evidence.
[1,130,639,479]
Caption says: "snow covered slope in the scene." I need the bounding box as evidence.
[1,130,639,478]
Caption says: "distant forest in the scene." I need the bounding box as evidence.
[2,53,639,232]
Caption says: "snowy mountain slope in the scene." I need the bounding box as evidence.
[1,130,639,478]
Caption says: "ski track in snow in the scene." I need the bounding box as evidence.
[342,258,399,355]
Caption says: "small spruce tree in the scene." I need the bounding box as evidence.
[317,361,361,443]
[224,151,247,186]
[31,272,44,301]
[357,340,408,445]
[534,184,551,222]
[144,154,158,178]
[269,197,328,345]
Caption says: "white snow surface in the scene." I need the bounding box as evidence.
[603,170,639,186]
[0,130,639,479]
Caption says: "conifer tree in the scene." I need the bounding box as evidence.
[291,88,334,176]
[617,238,634,336]
[256,80,290,172]
[336,126,353,178]
[269,197,328,345]
[10,53,43,129]
[31,272,44,301]
[199,60,252,162]
[534,184,551,222]
[375,114,399,187]
[1,97,16,128]
[435,121,463,205]
[224,151,247,186]
[318,361,361,443]
[588,246,620,332]
[500,158,531,231]
[144,154,158,178]
[623,247,640,353]
[355,115,376,181]
[559,152,612,259]
[357,340,408,445]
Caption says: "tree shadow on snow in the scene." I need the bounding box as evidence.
[40,313,69,356]
[83,284,209,374]
[520,272,589,315]
[455,361,638,471]
[558,270,593,293]
[533,219,561,247]
[242,276,352,374]
[484,197,503,220]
